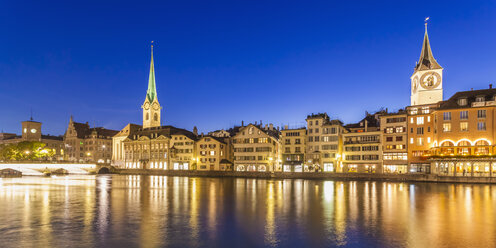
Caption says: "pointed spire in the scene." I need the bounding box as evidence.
[415,19,442,72]
[146,41,157,102]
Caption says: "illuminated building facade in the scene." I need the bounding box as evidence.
[64,116,118,163]
[342,112,384,173]
[0,119,64,160]
[281,127,306,172]
[380,111,408,173]
[196,136,233,171]
[305,113,344,172]
[232,123,281,172]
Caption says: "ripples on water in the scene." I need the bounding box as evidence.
[0,175,495,248]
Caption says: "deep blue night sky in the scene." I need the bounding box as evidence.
[1,0,495,136]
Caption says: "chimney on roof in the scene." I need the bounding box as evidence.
[264,124,268,130]
[241,120,244,127]
[490,84,493,89]
[364,119,368,132]
[260,120,263,126]
[269,124,274,131]
[277,126,280,131]
[471,88,474,91]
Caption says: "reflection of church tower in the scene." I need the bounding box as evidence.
[410,22,443,106]
[142,43,162,129]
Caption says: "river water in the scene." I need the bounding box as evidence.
[0,175,495,248]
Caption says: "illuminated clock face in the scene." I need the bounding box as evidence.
[420,72,441,89]
[152,102,159,110]
[144,102,150,109]
[30,129,37,133]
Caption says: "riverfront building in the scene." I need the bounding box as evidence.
[63,116,118,163]
[232,123,281,172]
[342,112,383,173]
[0,119,64,160]
[380,111,408,173]
[196,136,233,171]
[305,113,345,172]
[280,127,306,172]
[112,44,198,170]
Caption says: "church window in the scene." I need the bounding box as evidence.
[154,113,158,121]
[146,113,149,120]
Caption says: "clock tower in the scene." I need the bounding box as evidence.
[142,43,162,129]
[410,22,443,106]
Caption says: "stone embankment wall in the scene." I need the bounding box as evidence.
[116,169,496,184]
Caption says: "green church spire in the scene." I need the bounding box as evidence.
[146,42,157,102]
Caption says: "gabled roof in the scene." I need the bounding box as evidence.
[128,125,197,141]
[438,88,496,110]
[414,25,442,72]
[71,121,118,139]
[198,135,227,144]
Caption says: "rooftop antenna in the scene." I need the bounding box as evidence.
[30,108,33,121]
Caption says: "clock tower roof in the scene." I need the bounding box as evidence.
[414,23,442,72]
[146,42,157,103]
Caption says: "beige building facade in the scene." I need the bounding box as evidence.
[281,127,306,172]
[196,136,232,171]
[64,116,118,163]
[380,112,408,173]
[233,124,281,172]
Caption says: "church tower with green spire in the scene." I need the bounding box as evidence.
[410,21,444,106]
[142,42,162,129]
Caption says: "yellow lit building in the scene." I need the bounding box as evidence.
[380,111,408,173]
[196,136,232,171]
[280,127,306,172]
[232,123,281,172]
[342,112,383,173]
[305,113,344,172]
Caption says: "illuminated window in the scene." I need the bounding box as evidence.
[427,116,431,122]
[460,122,468,131]
[417,138,423,146]
[410,138,414,144]
[410,118,414,124]
[427,137,431,143]
[416,117,424,125]
[443,123,451,132]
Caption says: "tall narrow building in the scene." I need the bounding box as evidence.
[410,23,443,106]
[142,44,162,129]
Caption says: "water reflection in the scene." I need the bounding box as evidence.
[0,176,495,247]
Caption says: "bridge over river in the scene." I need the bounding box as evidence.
[0,163,113,176]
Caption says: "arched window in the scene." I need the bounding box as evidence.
[475,140,490,146]
[154,113,158,121]
[146,113,149,120]
[457,140,471,147]
[440,141,454,147]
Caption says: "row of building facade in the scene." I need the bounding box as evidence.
[2,25,495,178]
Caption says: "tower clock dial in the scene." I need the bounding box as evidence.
[152,102,159,110]
[420,72,441,90]
[144,102,150,109]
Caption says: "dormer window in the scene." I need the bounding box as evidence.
[458,98,467,106]
[476,96,485,102]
